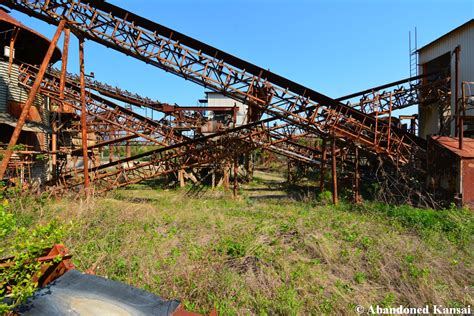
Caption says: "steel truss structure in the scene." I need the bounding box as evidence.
[0,0,452,205]
[2,0,426,163]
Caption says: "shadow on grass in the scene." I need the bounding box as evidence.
[245,179,321,202]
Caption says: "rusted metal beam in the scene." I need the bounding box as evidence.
[79,36,90,191]
[3,0,426,167]
[59,27,70,110]
[8,26,19,77]
[0,19,66,180]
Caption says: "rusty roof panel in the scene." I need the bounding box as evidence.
[0,9,61,64]
[431,136,474,158]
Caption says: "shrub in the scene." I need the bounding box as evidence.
[318,190,333,205]
[0,202,64,313]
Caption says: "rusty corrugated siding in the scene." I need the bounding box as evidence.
[462,159,474,206]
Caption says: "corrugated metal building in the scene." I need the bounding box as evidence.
[418,19,474,138]
[418,20,474,207]
[0,9,61,185]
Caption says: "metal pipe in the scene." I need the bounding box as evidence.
[454,45,460,137]
[460,82,465,149]
[79,36,90,191]
[0,20,66,180]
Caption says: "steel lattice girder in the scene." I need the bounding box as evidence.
[2,0,426,166]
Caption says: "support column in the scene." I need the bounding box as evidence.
[51,120,57,181]
[354,147,361,203]
[233,157,238,198]
[454,45,460,137]
[460,83,465,149]
[52,28,70,183]
[0,20,66,180]
[244,152,252,182]
[179,169,185,188]
[211,168,216,189]
[319,138,327,193]
[59,28,70,110]
[331,136,338,205]
[79,36,90,191]
[223,162,230,192]
[8,27,19,77]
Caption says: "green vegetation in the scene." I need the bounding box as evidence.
[0,199,65,313]
[2,177,472,315]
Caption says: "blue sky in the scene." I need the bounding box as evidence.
[6,0,474,111]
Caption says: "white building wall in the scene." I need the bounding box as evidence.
[206,92,248,125]
[418,21,474,137]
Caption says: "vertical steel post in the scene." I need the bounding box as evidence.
[179,169,185,187]
[387,93,392,148]
[0,20,66,180]
[59,28,70,107]
[53,27,70,182]
[319,138,327,193]
[354,147,360,203]
[8,27,19,77]
[454,46,460,137]
[223,162,229,192]
[460,82,465,149]
[79,36,90,191]
[331,135,338,205]
[51,119,57,181]
[211,168,216,189]
[233,157,238,198]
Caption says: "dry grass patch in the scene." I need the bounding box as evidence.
[6,187,473,315]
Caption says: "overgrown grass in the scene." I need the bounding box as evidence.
[4,187,473,315]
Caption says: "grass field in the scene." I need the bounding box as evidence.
[4,171,474,315]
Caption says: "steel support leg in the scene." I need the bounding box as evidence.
[354,147,361,203]
[59,28,70,109]
[331,136,338,205]
[223,162,229,192]
[233,157,238,198]
[319,138,327,193]
[79,36,90,191]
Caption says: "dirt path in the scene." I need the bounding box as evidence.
[241,170,289,200]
